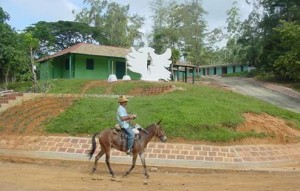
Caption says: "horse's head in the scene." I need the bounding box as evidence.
[154,119,167,142]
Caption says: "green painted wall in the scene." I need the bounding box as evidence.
[39,62,52,80]
[74,55,108,79]
[39,53,141,81]
[227,66,233,74]
[198,64,249,76]
[40,59,65,80]
[217,67,222,75]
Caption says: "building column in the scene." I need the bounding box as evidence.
[69,54,72,78]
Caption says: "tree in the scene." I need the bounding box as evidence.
[26,21,103,55]
[74,0,144,47]
[18,32,40,92]
[73,0,108,26]
[273,21,300,80]
[149,0,179,54]
[224,0,244,64]
[149,0,206,66]
[202,28,224,65]
[254,0,300,79]
[176,0,207,66]
[0,7,23,88]
[101,3,144,47]
[237,0,263,68]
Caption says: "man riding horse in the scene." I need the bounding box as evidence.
[116,95,137,155]
[88,95,167,178]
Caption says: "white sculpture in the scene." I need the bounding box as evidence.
[126,47,172,81]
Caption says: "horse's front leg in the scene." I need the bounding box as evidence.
[123,153,138,177]
[139,152,150,179]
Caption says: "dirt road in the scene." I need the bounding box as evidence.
[207,77,300,114]
[1,157,300,191]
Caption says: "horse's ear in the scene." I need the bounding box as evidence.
[157,119,163,125]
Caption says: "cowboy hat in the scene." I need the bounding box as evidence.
[118,95,129,103]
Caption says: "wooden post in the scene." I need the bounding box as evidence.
[192,68,195,84]
[176,66,179,82]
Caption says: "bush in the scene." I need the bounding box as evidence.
[6,82,33,92]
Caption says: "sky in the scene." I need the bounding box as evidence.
[0,0,253,35]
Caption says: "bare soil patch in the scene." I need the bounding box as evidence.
[237,113,300,144]
[0,97,75,135]
[81,80,175,95]
[80,80,108,94]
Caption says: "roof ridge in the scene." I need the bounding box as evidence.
[79,43,130,50]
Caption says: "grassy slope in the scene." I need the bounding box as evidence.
[44,80,300,142]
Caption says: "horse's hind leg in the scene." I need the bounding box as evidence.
[91,149,105,174]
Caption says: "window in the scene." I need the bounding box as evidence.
[86,59,94,70]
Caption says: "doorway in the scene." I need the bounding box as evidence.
[115,61,126,79]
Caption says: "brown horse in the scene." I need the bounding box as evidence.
[88,119,167,178]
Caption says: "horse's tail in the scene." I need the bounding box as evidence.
[88,132,100,160]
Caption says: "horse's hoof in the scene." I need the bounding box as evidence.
[90,168,96,174]
[123,172,129,177]
[111,176,122,182]
[145,174,150,179]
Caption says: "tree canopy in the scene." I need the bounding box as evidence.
[25,21,103,56]
[74,0,144,47]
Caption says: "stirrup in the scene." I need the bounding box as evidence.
[126,149,132,156]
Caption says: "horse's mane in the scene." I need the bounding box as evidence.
[144,123,157,131]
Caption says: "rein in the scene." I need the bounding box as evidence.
[153,124,161,142]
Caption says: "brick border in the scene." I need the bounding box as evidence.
[0,135,299,168]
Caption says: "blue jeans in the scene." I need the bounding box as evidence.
[124,127,134,150]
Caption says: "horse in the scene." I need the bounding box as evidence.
[88,119,167,178]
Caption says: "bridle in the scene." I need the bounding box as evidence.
[154,124,165,141]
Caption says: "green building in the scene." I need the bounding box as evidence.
[198,64,249,76]
[37,43,140,80]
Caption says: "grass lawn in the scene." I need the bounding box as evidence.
[43,79,300,142]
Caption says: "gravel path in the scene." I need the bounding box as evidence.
[207,77,300,114]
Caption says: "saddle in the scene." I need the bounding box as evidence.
[112,124,149,152]
[113,124,148,139]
